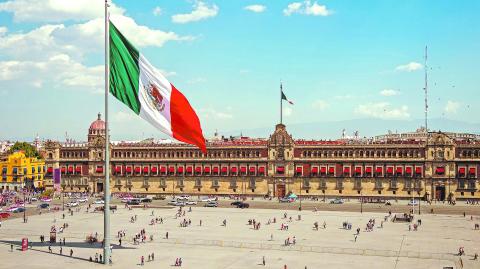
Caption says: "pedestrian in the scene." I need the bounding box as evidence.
[270,234,273,241]
[10,244,13,252]
[141,255,144,266]
[60,246,62,255]
[166,232,169,239]
[48,245,52,253]
[63,238,65,245]
[354,235,358,242]
[99,254,102,263]
[262,256,265,266]
[148,254,151,262]
[151,252,154,261]
[70,249,73,257]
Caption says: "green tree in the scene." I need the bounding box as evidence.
[9,142,40,158]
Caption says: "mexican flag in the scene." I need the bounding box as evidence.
[109,21,206,153]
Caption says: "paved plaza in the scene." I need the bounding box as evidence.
[0,203,479,269]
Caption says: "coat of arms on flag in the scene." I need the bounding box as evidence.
[146,83,166,112]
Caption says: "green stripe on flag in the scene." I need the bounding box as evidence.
[109,21,141,114]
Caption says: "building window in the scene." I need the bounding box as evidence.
[468,180,476,190]
[404,179,412,189]
[302,178,310,188]
[177,179,184,187]
[375,179,382,189]
[354,178,362,190]
[195,178,202,187]
[336,179,343,190]
[249,178,256,189]
[390,179,397,189]
[320,179,327,189]
[230,179,237,189]
[212,179,219,187]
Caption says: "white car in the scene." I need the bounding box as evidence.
[175,201,186,207]
[185,201,197,205]
[31,197,38,202]
[407,199,419,206]
[93,200,105,204]
[77,197,88,203]
[198,197,215,202]
[121,197,133,203]
[177,195,190,201]
[66,201,79,207]
[167,200,178,206]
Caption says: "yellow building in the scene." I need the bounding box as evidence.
[0,151,45,191]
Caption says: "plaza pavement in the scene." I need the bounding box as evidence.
[0,203,479,269]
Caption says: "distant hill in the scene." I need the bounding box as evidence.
[225,118,480,140]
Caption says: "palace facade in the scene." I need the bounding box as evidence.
[43,114,480,201]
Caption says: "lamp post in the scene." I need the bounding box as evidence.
[299,176,302,211]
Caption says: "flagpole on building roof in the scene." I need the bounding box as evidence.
[103,0,111,264]
[280,82,283,125]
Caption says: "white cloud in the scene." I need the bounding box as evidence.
[153,6,162,16]
[172,1,218,24]
[244,4,266,13]
[0,54,103,93]
[355,102,410,119]
[380,89,399,96]
[284,106,293,117]
[395,62,423,72]
[158,69,177,77]
[284,1,332,16]
[333,94,354,100]
[0,0,125,22]
[0,26,7,36]
[200,108,233,119]
[113,111,138,122]
[445,100,460,114]
[312,99,329,110]
[187,77,207,84]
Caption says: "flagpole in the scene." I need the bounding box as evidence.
[103,0,111,264]
[280,82,283,124]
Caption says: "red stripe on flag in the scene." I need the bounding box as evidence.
[170,83,207,153]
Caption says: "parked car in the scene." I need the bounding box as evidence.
[330,198,344,204]
[279,197,292,203]
[185,201,197,205]
[13,207,26,213]
[66,201,79,207]
[93,200,105,204]
[40,198,52,202]
[204,201,218,207]
[0,212,11,219]
[153,195,166,200]
[199,197,215,202]
[236,202,249,209]
[175,201,186,207]
[7,206,19,212]
[77,197,88,203]
[177,195,190,201]
[168,200,178,206]
[127,199,141,205]
[231,201,242,206]
[38,203,50,209]
[141,198,152,203]
[31,197,38,202]
[407,199,419,206]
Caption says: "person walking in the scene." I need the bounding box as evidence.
[10,244,13,252]
[151,252,154,261]
[141,255,144,266]
[166,232,169,239]
[262,256,266,266]
[60,246,62,255]
[70,249,73,257]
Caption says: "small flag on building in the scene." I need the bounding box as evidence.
[109,21,206,153]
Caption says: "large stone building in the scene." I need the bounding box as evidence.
[43,114,480,201]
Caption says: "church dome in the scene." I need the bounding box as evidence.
[89,113,105,131]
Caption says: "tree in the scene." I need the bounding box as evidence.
[8,142,40,158]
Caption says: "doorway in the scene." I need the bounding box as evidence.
[435,185,445,201]
[276,184,286,198]
[96,182,103,193]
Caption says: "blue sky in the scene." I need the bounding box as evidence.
[0,0,479,141]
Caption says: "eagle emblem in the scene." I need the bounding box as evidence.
[145,83,166,112]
